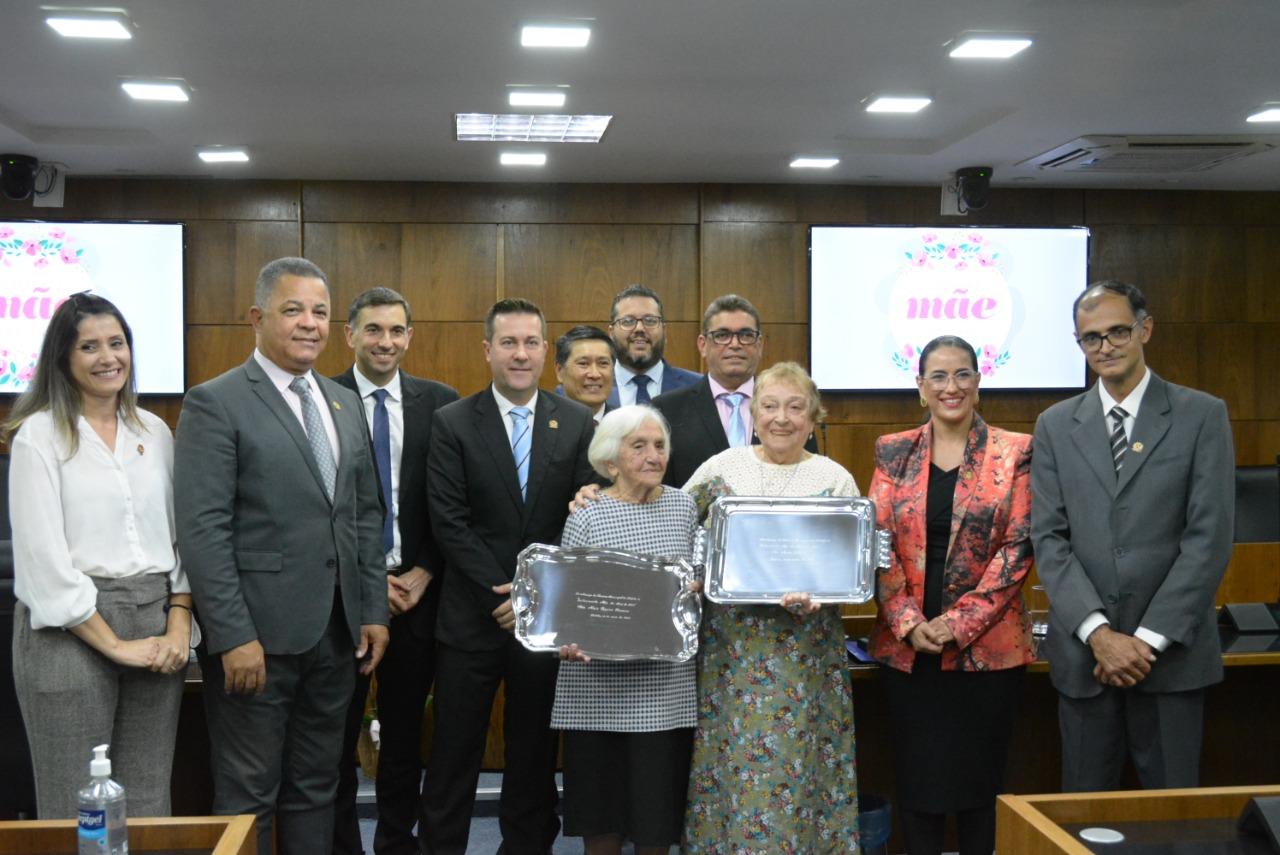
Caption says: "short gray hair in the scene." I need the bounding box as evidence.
[588,405,671,480]
[254,257,329,310]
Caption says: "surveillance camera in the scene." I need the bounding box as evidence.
[1,154,39,201]
[955,166,993,211]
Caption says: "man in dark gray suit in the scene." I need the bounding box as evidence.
[175,257,389,855]
[1032,280,1234,791]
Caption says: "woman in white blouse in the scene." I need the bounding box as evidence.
[4,293,191,819]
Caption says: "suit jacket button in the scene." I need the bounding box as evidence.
[1113,547,1126,557]
[1106,594,1119,604]
[326,559,336,568]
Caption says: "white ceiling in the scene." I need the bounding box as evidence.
[3,0,1280,190]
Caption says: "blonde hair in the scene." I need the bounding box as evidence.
[751,361,826,423]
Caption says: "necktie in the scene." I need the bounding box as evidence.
[289,376,337,501]
[371,389,395,554]
[1109,405,1129,474]
[510,406,532,500]
[722,392,746,448]
[633,374,652,405]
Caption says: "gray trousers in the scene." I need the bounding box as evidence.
[1058,685,1205,792]
[12,574,184,819]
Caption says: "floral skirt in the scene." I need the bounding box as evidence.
[683,603,859,854]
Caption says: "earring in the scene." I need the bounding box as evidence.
[919,397,928,408]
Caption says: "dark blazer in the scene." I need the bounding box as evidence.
[868,415,1035,673]
[1031,372,1235,698]
[428,388,595,651]
[605,359,701,409]
[175,358,388,655]
[654,376,817,489]
[332,368,459,639]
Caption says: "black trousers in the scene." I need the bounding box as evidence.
[201,597,354,855]
[420,639,560,855]
[334,610,436,855]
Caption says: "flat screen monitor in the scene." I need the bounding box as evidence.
[810,225,1089,391]
[0,221,185,395]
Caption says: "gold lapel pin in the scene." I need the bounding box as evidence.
[332,401,343,410]
[1132,441,1144,453]
[549,419,559,429]
[137,444,145,456]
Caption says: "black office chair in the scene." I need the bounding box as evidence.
[1234,458,1280,544]
[0,453,38,818]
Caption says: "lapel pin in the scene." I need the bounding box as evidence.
[137,444,145,456]
[549,419,559,429]
[332,400,342,410]
[1132,441,1144,453]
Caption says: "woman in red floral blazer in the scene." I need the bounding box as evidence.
[868,335,1034,855]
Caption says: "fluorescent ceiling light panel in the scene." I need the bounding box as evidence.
[790,157,839,169]
[509,91,567,108]
[1246,105,1280,123]
[122,80,190,102]
[949,37,1032,59]
[455,113,611,143]
[198,148,249,163]
[521,25,591,48]
[45,13,132,39]
[865,96,931,113]
[500,152,547,166]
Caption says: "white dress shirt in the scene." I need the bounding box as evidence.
[10,408,187,630]
[492,386,538,445]
[1075,368,1169,652]
[613,361,666,407]
[253,349,340,467]
[353,367,403,568]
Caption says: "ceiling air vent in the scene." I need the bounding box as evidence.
[1018,135,1276,173]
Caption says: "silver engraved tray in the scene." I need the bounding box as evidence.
[511,545,702,662]
[696,495,890,604]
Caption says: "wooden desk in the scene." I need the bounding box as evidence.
[997,785,1280,854]
[0,815,255,854]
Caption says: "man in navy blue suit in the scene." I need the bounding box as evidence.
[605,284,700,408]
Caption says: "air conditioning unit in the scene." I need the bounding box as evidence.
[1018,135,1276,173]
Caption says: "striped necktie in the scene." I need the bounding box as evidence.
[1108,405,1128,475]
[510,406,532,500]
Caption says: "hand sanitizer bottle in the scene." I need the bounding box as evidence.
[77,744,128,854]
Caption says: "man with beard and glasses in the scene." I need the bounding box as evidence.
[605,284,700,409]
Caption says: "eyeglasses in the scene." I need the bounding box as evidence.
[612,315,664,330]
[1075,317,1144,352]
[923,369,978,389]
[705,328,761,346]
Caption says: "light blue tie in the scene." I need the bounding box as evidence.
[722,392,746,448]
[289,376,337,501]
[510,406,532,500]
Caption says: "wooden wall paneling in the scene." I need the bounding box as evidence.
[502,224,700,321]
[399,224,498,321]
[137,397,184,432]
[1245,227,1280,322]
[756,323,809,368]
[1231,420,1280,465]
[303,223,402,320]
[903,188,1086,227]
[185,325,256,387]
[1197,323,1280,420]
[700,185,803,223]
[1088,225,1247,322]
[1142,321,1202,390]
[1085,190,1280,227]
[185,221,302,324]
[0,178,300,222]
[821,422,916,495]
[1216,544,1280,606]
[824,393,927,425]
[398,322,491,396]
[700,223,807,322]
[303,182,699,225]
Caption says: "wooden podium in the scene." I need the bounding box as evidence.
[997,785,1280,854]
[0,815,255,854]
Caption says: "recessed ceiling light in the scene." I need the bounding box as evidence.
[509,90,567,108]
[456,113,611,143]
[500,152,547,166]
[949,37,1032,59]
[198,148,249,163]
[45,12,133,39]
[521,25,591,48]
[865,96,931,114]
[790,157,839,169]
[121,80,191,102]
[1246,104,1280,123]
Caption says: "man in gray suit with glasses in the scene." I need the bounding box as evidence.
[1031,280,1234,791]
